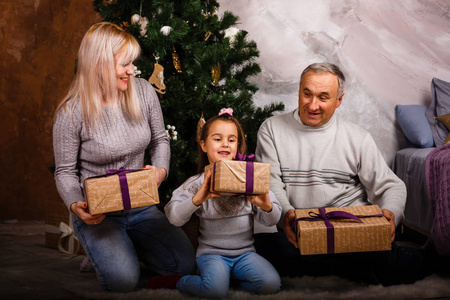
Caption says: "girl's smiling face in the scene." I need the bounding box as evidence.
[200,120,238,164]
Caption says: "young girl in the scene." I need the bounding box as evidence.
[164,108,282,298]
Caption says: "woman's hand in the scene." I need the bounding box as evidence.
[142,165,167,187]
[247,193,273,212]
[192,170,220,206]
[70,201,105,225]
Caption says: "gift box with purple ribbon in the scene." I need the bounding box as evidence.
[83,168,159,215]
[204,152,270,196]
[293,205,391,255]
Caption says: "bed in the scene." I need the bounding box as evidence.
[392,77,450,257]
[392,147,435,236]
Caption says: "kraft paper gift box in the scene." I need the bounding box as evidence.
[293,205,391,255]
[45,196,84,254]
[83,168,159,215]
[204,158,270,196]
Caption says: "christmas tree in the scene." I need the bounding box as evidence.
[93,0,285,202]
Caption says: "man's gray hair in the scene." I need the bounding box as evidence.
[300,63,345,96]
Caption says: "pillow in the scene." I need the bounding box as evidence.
[426,78,450,147]
[396,104,434,148]
[435,113,450,144]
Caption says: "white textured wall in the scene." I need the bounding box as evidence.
[218,0,450,165]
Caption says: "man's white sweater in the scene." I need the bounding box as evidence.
[256,109,406,227]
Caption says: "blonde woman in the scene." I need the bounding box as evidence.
[53,22,195,293]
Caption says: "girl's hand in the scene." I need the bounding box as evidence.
[70,201,105,225]
[192,170,220,206]
[247,193,273,212]
[142,165,167,187]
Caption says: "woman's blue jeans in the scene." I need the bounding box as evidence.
[72,205,196,292]
[177,252,281,298]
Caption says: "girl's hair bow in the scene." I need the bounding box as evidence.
[218,108,233,116]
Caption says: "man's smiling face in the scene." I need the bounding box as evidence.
[298,71,343,127]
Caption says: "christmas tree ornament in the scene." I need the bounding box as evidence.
[121,21,130,29]
[133,65,142,77]
[166,125,178,141]
[204,31,212,41]
[196,114,206,142]
[160,26,173,36]
[211,65,221,87]
[172,47,182,73]
[201,8,214,42]
[224,27,240,46]
[148,63,166,94]
[131,14,141,24]
[138,17,148,36]
[202,7,217,18]
[130,14,148,36]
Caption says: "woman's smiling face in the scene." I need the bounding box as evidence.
[200,120,239,164]
[114,51,134,92]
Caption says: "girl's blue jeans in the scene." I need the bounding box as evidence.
[72,205,196,292]
[177,252,281,298]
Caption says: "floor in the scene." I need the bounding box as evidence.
[0,220,96,300]
[1,219,449,300]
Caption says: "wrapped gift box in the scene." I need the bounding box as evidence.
[45,196,84,254]
[204,160,270,196]
[83,168,159,215]
[294,205,391,255]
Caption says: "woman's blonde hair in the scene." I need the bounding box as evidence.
[55,22,142,129]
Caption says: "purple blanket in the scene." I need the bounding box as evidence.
[425,143,450,257]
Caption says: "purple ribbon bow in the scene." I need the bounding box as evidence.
[292,208,364,254]
[234,151,255,195]
[106,168,136,211]
[235,151,255,162]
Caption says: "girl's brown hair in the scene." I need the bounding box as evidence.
[197,113,247,174]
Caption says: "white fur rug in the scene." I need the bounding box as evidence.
[64,273,450,300]
[4,221,449,300]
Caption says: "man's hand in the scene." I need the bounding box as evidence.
[382,209,396,242]
[70,201,105,225]
[283,209,298,248]
[142,165,167,187]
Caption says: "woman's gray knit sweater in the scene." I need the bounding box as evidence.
[53,78,170,210]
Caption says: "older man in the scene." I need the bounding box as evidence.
[254,62,427,285]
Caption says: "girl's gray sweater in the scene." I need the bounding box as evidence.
[165,173,282,257]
